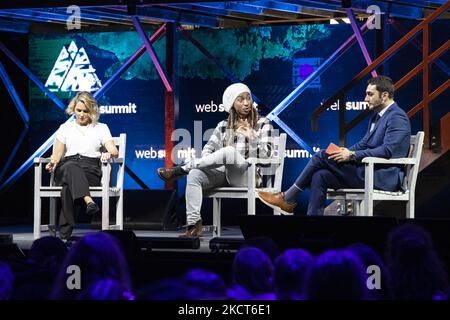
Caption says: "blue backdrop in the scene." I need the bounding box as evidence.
[28,21,437,212]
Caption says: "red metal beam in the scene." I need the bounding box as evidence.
[429,40,450,61]
[396,39,449,90]
[164,91,174,189]
[396,62,423,90]
[164,24,177,190]
[313,1,449,141]
[429,79,450,102]
[314,2,449,120]
[408,79,450,118]
[423,24,430,147]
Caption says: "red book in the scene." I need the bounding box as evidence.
[325,143,340,155]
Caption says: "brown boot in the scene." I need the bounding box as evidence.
[179,219,203,238]
[157,166,187,183]
[257,191,296,215]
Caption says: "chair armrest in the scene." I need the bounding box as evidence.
[362,157,416,165]
[101,157,124,164]
[247,157,281,165]
[35,157,124,166]
[34,157,51,164]
[114,157,124,164]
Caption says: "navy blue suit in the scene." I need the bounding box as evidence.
[294,102,411,215]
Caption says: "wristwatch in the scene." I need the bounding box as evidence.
[349,151,357,162]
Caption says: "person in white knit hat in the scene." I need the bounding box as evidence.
[157,83,274,237]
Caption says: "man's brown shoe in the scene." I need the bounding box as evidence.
[257,191,296,215]
[157,166,187,183]
[179,219,203,238]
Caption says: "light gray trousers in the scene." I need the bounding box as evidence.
[181,146,248,226]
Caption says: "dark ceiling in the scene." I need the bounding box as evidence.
[0,1,448,33]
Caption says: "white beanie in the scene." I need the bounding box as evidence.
[222,83,252,113]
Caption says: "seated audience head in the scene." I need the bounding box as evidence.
[347,243,391,300]
[232,247,274,298]
[240,236,280,263]
[136,278,188,300]
[28,236,68,274]
[305,249,368,300]
[0,262,14,300]
[50,232,131,299]
[274,248,314,300]
[76,278,134,300]
[386,223,448,299]
[182,268,227,300]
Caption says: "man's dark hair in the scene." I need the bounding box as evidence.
[367,76,395,98]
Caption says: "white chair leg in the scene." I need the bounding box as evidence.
[101,164,111,230]
[117,191,124,230]
[364,191,373,217]
[34,163,42,239]
[364,162,374,217]
[33,192,41,240]
[247,163,256,216]
[353,200,363,216]
[49,197,57,236]
[248,193,255,215]
[406,194,415,219]
[359,201,365,217]
[102,193,109,230]
[213,197,221,237]
[365,198,373,217]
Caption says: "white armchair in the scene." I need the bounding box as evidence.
[33,133,126,239]
[327,132,424,218]
[205,133,287,236]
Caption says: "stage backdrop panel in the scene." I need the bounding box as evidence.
[28,23,426,211]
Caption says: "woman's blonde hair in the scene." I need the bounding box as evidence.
[66,91,99,124]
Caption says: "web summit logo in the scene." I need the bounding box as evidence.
[195,100,226,113]
[45,41,102,92]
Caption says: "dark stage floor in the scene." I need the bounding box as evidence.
[0,223,245,252]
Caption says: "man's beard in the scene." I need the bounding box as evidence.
[371,102,384,112]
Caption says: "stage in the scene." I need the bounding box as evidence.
[0,0,449,301]
[0,223,246,251]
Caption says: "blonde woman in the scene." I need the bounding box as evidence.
[46,92,119,240]
[157,83,274,237]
